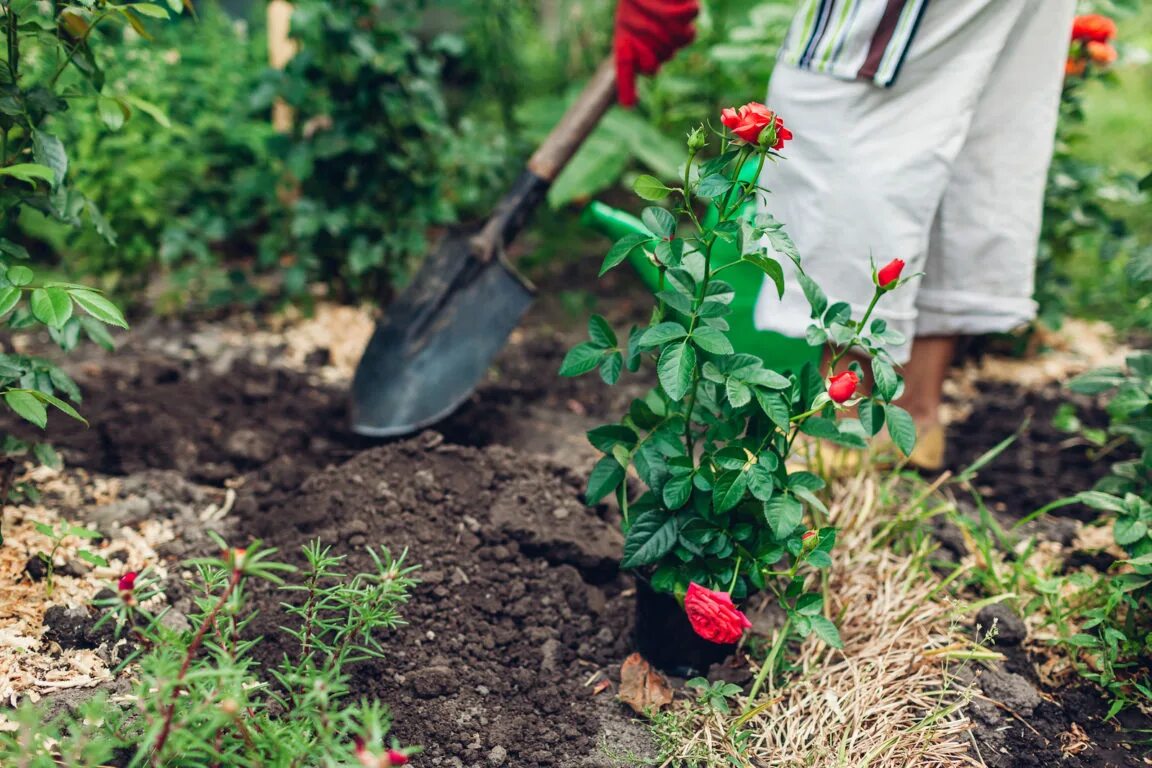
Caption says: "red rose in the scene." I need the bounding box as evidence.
[118,571,137,592]
[720,103,792,150]
[684,582,751,644]
[876,258,905,288]
[1086,41,1117,65]
[1071,14,1116,43]
[827,371,858,404]
[1065,57,1086,77]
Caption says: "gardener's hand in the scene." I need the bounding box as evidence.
[614,0,699,107]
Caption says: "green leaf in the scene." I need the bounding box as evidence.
[713,471,749,514]
[30,288,73,329]
[742,252,785,298]
[601,233,653,276]
[658,341,696,401]
[587,425,638,452]
[588,315,616,348]
[35,391,86,424]
[696,174,734,199]
[33,443,61,470]
[5,391,47,429]
[599,352,623,385]
[586,456,626,503]
[559,342,605,377]
[872,358,899,402]
[809,615,844,648]
[621,511,678,568]
[79,317,116,351]
[0,286,20,318]
[76,549,109,567]
[634,174,673,201]
[859,401,885,436]
[127,3,170,17]
[796,593,823,615]
[639,321,688,347]
[757,212,800,264]
[69,290,128,328]
[883,405,917,456]
[662,472,694,509]
[0,163,54,186]
[764,495,803,539]
[748,463,776,501]
[1115,517,1148,547]
[692,326,734,355]
[7,266,33,287]
[797,273,827,318]
[754,388,790,432]
[725,379,751,408]
[641,207,676,239]
[97,96,128,131]
[32,131,67,190]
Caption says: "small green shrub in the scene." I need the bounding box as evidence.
[0,537,419,766]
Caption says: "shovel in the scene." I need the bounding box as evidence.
[350,58,618,437]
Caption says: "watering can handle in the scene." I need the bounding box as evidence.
[471,57,617,263]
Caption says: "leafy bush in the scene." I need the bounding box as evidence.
[1,0,150,529]
[561,107,914,691]
[0,537,419,766]
[30,6,278,296]
[256,0,458,298]
[1046,353,1152,714]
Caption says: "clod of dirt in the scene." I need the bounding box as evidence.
[618,653,674,715]
[42,604,113,650]
[977,603,1027,646]
[23,555,47,582]
[979,666,1042,717]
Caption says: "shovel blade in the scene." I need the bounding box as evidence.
[350,232,534,437]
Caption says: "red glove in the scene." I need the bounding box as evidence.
[614,0,699,107]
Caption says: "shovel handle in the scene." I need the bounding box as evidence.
[472,57,617,262]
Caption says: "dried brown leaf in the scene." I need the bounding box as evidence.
[618,652,673,714]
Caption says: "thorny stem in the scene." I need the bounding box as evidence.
[151,567,243,764]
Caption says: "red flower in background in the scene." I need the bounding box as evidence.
[1072,14,1117,43]
[684,582,751,644]
[118,571,137,593]
[1086,40,1118,65]
[827,371,859,404]
[721,103,792,150]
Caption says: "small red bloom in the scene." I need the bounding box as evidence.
[1065,57,1086,77]
[118,571,137,593]
[684,582,751,644]
[801,530,816,541]
[1086,40,1117,65]
[827,371,859,404]
[877,258,904,289]
[1071,14,1116,43]
[386,750,409,766]
[721,102,792,150]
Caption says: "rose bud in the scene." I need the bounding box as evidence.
[720,103,792,150]
[684,582,752,644]
[827,371,859,404]
[386,749,410,766]
[118,571,137,592]
[876,258,905,289]
[1065,57,1086,77]
[801,530,818,550]
[1086,41,1117,65]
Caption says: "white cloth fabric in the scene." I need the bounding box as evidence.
[753,0,1076,364]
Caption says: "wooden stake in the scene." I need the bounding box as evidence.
[267,0,297,133]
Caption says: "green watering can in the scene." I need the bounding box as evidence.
[579,169,819,375]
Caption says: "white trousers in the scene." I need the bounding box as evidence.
[753,0,1076,363]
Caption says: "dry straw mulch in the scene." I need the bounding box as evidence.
[659,470,985,768]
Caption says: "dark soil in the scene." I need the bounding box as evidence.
[947,380,1124,521]
[7,256,1151,765]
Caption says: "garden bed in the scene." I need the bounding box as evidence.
[2,266,1149,766]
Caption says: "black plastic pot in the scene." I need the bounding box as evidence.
[633,580,737,676]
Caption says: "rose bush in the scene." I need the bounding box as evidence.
[562,101,915,681]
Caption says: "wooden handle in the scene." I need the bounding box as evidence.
[527,56,618,182]
[471,57,617,262]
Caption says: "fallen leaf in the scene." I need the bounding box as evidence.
[618,653,673,714]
